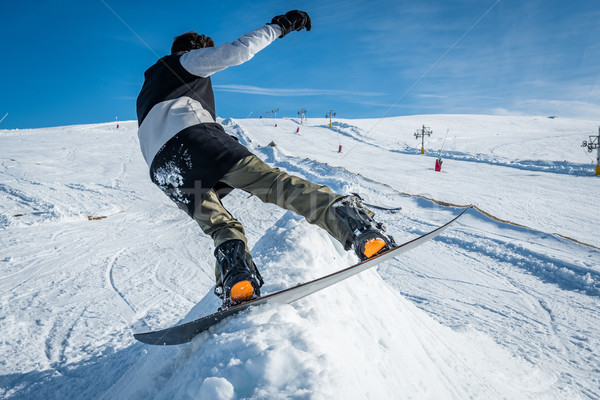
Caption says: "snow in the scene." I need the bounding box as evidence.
[1,115,599,399]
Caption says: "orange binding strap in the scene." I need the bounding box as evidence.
[230,280,254,302]
[363,238,386,259]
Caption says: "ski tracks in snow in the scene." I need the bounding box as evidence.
[379,213,600,398]
[3,119,599,399]
[105,249,137,321]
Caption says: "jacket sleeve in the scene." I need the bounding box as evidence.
[180,24,282,78]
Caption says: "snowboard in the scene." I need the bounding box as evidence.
[134,206,471,345]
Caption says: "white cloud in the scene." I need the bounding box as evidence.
[213,84,383,97]
[417,94,448,99]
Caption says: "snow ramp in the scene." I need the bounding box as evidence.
[103,212,551,400]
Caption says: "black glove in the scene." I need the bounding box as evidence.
[270,10,311,38]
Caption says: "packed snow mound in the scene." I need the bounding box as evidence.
[104,213,552,400]
[1,116,599,399]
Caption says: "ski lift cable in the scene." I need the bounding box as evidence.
[340,0,502,160]
[438,128,450,159]
[99,0,220,118]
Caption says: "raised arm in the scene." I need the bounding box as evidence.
[180,10,311,78]
[180,24,282,78]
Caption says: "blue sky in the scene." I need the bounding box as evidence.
[1,0,599,129]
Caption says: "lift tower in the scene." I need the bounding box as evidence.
[298,108,307,124]
[582,126,600,176]
[414,125,432,154]
[325,109,336,128]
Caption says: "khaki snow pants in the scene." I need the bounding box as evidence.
[192,155,351,282]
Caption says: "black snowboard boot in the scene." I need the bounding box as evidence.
[332,194,395,261]
[214,239,263,309]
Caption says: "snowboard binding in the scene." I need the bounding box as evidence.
[332,194,396,261]
[214,239,263,309]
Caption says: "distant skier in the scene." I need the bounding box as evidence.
[136,10,394,308]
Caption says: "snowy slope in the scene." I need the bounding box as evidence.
[1,116,599,399]
[234,115,599,248]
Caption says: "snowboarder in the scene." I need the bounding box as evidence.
[136,10,394,308]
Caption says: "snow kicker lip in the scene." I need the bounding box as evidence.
[133,206,472,346]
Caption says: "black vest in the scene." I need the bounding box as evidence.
[136,52,216,126]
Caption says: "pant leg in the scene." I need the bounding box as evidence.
[192,189,248,248]
[220,155,351,246]
[192,189,256,286]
